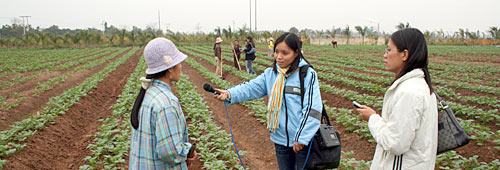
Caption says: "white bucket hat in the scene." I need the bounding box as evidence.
[143,37,187,75]
[216,37,223,43]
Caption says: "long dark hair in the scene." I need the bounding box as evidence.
[391,28,433,94]
[130,69,168,129]
[272,32,308,74]
[247,36,254,45]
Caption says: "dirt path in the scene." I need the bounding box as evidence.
[0,49,131,131]
[2,49,142,170]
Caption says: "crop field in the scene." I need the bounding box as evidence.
[0,44,498,169]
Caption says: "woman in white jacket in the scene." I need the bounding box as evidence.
[357,28,438,170]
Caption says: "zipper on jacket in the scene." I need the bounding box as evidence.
[283,78,290,147]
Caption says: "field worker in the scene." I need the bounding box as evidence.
[129,37,196,169]
[233,40,242,70]
[213,33,323,170]
[268,37,274,56]
[244,36,257,74]
[356,28,438,170]
[214,37,224,79]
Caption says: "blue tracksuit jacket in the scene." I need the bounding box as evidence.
[227,58,322,147]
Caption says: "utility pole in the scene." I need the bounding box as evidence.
[255,0,257,32]
[101,21,106,35]
[20,16,31,37]
[158,11,161,32]
[195,23,202,34]
[249,0,252,32]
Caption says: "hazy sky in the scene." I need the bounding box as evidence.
[1,0,498,34]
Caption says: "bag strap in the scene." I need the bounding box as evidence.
[299,65,330,125]
[434,92,464,132]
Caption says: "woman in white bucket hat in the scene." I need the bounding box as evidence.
[129,37,196,169]
[214,37,224,79]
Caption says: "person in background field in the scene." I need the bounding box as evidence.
[356,28,438,170]
[268,37,274,57]
[233,40,242,70]
[214,37,223,79]
[129,37,196,169]
[244,36,257,74]
[213,33,323,170]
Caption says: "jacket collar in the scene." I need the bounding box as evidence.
[387,68,424,92]
[298,58,308,68]
[152,79,172,92]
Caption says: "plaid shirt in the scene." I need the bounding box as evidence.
[129,80,191,170]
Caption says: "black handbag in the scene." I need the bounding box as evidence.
[303,108,341,169]
[300,65,341,169]
[435,93,470,155]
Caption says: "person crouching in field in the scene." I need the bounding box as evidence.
[213,33,323,170]
[214,37,224,79]
[356,28,438,170]
[129,37,196,169]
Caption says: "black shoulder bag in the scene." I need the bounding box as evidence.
[435,93,469,155]
[299,65,341,169]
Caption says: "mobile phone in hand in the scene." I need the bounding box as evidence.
[188,143,196,158]
[352,101,361,108]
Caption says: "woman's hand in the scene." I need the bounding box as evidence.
[293,142,304,153]
[356,105,377,121]
[213,88,230,101]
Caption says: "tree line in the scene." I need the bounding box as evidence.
[0,21,498,48]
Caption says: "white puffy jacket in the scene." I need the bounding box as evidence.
[368,69,438,170]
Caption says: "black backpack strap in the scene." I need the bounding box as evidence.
[299,65,330,125]
[299,65,310,107]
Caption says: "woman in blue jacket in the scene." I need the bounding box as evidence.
[214,33,322,170]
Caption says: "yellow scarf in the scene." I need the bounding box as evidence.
[267,65,297,132]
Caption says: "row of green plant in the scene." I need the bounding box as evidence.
[0,48,137,169]
[197,45,500,126]
[32,47,131,96]
[302,45,500,87]
[0,48,93,77]
[80,56,145,170]
[248,47,500,124]
[302,51,500,109]
[0,48,131,112]
[182,51,375,169]
[0,48,112,91]
[81,56,247,169]
[176,74,247,170]
[194,45,500,148]
[189,44,500,169]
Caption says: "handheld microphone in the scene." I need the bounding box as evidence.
[203,83,220,95]
[203,83,230,103]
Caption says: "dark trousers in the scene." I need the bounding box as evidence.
[233,55,241,69]
[274,143,310,170]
